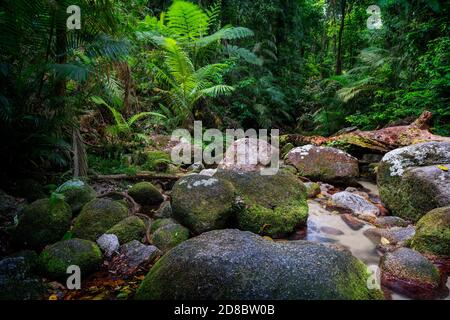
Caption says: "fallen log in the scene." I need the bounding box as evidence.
[282,111,450,154]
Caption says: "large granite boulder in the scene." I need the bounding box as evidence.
[171,175,236,234]
[378,142,450,222]
[286,145,359,183]
[135,229,383,300]
[215,170,308,237]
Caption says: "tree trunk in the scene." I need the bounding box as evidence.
[73,129,88,177]
[282,111,450,154]
[335,0,346,75]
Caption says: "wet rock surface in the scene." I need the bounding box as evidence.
[331,191,380,217]
[380,248,446,299]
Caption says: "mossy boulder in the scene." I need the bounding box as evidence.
[13,198,71,249]
[72,198,129,241]
[304,182,321,198]
[135,229,384,300]
[0,256,45,300]
[128,182,164,206]
[411,206,450,257]
[286,145,359,183]
[151,222,190,253]
[171,175,237,234]
[38,239,102,280]
[380,248,443,299]
[55,179,97,214]
[106,216,147,244]
[378,142,450,222]
[215,170,308,237]
[150,218,178,233]
[154,201,172,219]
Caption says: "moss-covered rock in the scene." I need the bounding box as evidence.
[106,216,147,244]
[380,248,442,299]
[151,223,190,253]
[12,198,71,249]
[150,218,178,233]
[411,206,450,257]
[55,179,97,214]
[378,142,450,222]
[128,182,164,206]
[154,201,172,219]
[281,143,294,158]
[135,229,383,300]
[171,175,237,234]
[38,239,102,280]
[72,198,128,241]
[215,170,308,238]
[304,182,321,198]
[286,145,359,183]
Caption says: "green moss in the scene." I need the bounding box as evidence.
[150,218,177,233]
[38,239,102,280]
[151,223,189,253]
[135,257,165,299]
[128,182,164,206]
[72,198,129,241]
[238,198,308,237]
[337,259,385,300]
[55,179,97,214]
[13,198,72,249]
[142,151,171,172]
[107,216,147,244]
[411,207,450,257]
[216,170,309,237]
[171,176,237,234]
[305,182,321,198]
[281,143,294,158]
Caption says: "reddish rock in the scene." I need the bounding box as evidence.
[341,214,365,231]
[286,145,359,183]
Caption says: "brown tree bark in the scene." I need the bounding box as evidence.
[283,111,450,154]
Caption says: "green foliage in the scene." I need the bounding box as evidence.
[135,0,258,127]
[91,95,165,144]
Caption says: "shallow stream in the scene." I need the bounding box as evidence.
[302,181,450,300]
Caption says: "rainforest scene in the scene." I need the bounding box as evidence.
[0,0,449,305]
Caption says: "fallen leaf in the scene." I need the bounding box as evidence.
[437,165,448,171]
[381,237,390,245]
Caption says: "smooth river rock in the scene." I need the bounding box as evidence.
[135,229,383,300]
